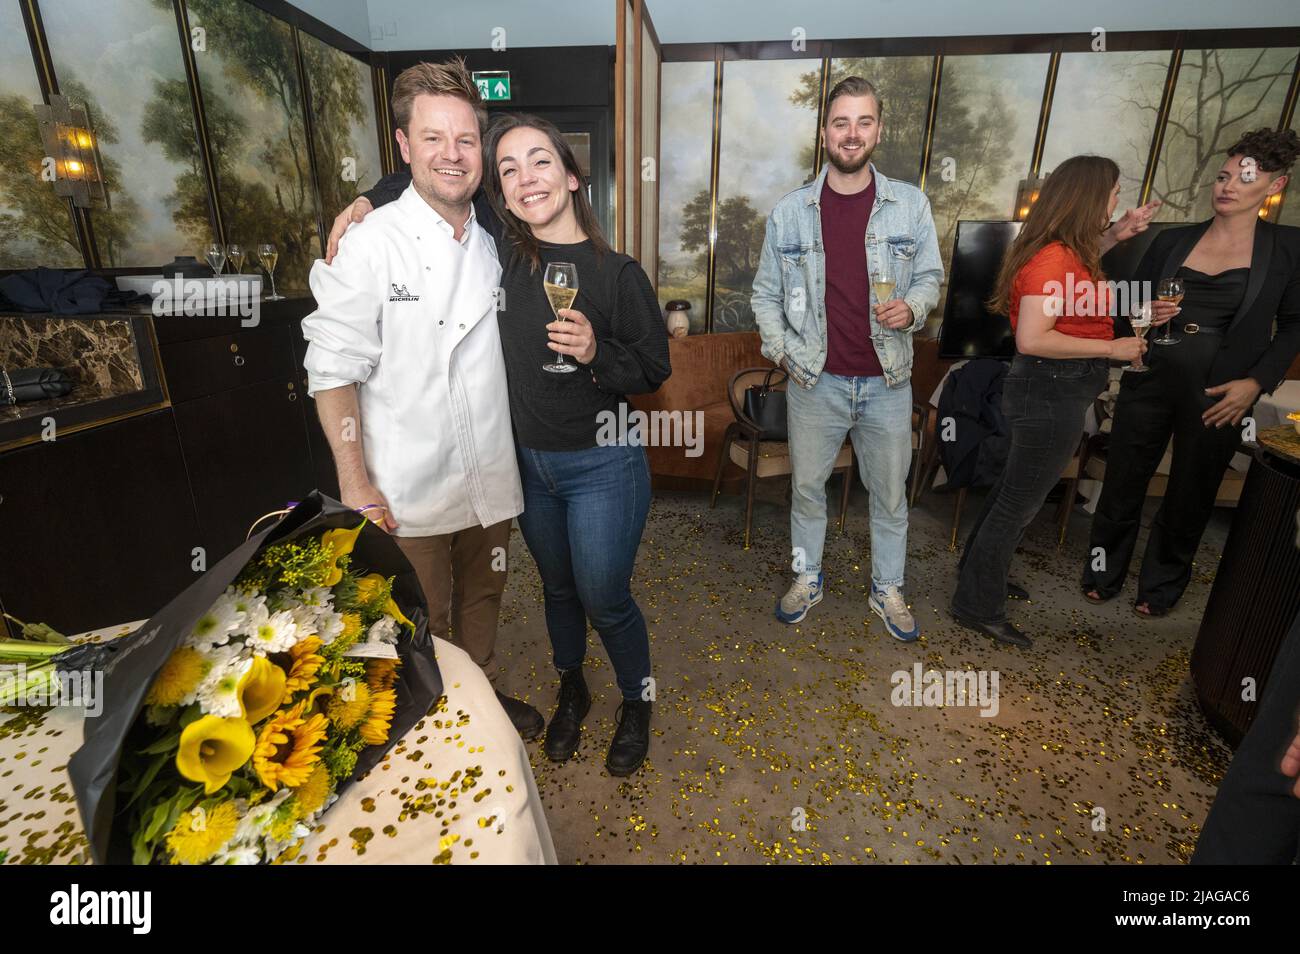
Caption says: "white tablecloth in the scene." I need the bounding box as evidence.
[0,623,556,865]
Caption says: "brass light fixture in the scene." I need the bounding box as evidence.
[1014,174,1046,221]
[34,94,108,208]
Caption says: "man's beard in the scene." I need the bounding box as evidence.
[412,165,477,213]
[828,142,872,175]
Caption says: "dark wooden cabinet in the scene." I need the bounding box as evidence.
[172,376,316,562]
[0,411,202,635]
[290,327,341,499]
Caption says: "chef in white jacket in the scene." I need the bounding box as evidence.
[302,59,543,739]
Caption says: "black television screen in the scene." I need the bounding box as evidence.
[937,219,1189,359]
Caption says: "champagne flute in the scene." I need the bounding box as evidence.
[1125,301,1153,373]
[258,243,284,301]
[226,243,245,274]
[205,242,226,277]
[542,262,578,374]
[872,246,896,309]
[1152,276,1183,345]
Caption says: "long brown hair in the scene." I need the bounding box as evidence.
[483,113,611,272]
[988,155,1119,316]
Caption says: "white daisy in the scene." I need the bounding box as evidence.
[315,609,345,646]
[196,647,252,718]
[212,846,261,865]
[186,588,247,650]
[246,609,299,656]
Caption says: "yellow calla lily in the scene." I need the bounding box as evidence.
[238,657,287,724]
[321,521,365,586]
[356,573,412,630]
[176,716,255,795]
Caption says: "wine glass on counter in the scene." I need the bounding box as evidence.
[226,243,245,274]
[1125,301,1153,373]
[542,262,578,374]
[258,243,284,301]
[1152,276,1183,346]
[205,242,226,277]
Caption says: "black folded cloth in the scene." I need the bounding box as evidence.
[0,367,75,405]
[0,267,149,315]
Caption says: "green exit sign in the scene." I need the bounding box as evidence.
[472,71,511,102]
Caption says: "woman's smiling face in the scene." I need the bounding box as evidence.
[495,125,581,231]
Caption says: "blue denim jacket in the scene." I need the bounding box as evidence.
[751,163,944,389]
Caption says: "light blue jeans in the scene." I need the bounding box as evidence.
[787,372,912,587]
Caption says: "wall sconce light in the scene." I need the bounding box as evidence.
[1014,175,1045,221]
[34,94,108,209]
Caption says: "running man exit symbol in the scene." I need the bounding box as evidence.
[472,71,511,101]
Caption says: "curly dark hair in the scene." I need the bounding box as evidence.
[1226,127,1300,174]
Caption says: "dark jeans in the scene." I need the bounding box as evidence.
[952,355,1108,623]
[514,441,652,701]
[1081,338,1244,610]
[1192,608,1300,864]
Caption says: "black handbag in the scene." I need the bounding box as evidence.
[743,367,789,441]
[0,367,75,405]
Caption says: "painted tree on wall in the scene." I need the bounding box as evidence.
[301,35,378,222]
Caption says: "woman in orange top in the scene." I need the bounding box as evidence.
[950,155,1155,648]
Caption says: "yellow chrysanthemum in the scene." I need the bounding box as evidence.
[327,681,372,730]
[252,702,328,791]
[292,763,332,815]
[366,658,400,693]
[145,647,208,707]
[238,656,287,724]
[359,687,397,746]
[165,801,239,865]
[176,716,256,795]
[284,636,324,695]
[320,522,364,586]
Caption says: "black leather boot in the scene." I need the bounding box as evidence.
[495,690,545,741]
[544,668,591,762]
[605,699,652,776]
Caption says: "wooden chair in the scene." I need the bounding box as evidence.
[709,367,854,549]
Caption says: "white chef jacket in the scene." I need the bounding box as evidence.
[302,184,523,537]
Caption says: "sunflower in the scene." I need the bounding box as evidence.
[165,801,240,865]
[292,763,332,815]
[359,687,397,746]
[366,658,400,693]
[252,701,329,791]
[327,681,372,730]
[145,647,209,707]
[284,636,324,695]
[176,716,256,794]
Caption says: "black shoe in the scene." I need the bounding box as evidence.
[495,690,545,741]
[1007,582,1031,601]
[952,612,1033,648]
[606,699,652,776]
[544,668,591,762]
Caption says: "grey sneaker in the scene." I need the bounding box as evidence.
[869,584,920,641]
[776,572,824,624]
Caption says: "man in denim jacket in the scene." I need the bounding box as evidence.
[751,76,943,639]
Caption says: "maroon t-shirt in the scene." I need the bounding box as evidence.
[821,177,883,377]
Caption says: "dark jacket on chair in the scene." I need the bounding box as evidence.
[936,358,1010,490]
[1120,220,1300,394]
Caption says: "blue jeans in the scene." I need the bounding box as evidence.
[787,372,912,586]
[514,441,652,701]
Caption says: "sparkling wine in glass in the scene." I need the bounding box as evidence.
[872,247,895,308]
[226,243,245,274]
[258,243,284,301]
[542,262,578,374]
[205,242,226,276]
[1125,301,1153,373]
[1153,276,1183,346]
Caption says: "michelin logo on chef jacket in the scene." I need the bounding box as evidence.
[389,283,419,302]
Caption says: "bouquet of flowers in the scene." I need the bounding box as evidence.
[68,493,441,864]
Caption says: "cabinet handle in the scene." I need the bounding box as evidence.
[288,392,297,402]
[233,355,245,367]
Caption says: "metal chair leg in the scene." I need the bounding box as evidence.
[710,423,736,509]
[743,437,759,549]
[838,458,853,533]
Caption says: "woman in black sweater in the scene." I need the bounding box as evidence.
[1082,128,1300,616]
[343,115,670,775]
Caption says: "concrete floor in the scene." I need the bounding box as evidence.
[488,479,1235,864]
